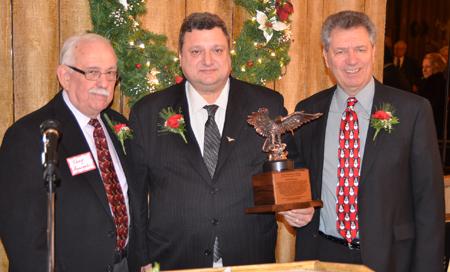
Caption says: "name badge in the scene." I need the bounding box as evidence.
[67,152,96,176]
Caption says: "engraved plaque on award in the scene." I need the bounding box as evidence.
[245,108,323,213]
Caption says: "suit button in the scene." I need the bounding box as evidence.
[211,188,219,194]
[205,249,211,255]
[108,231,115,237]
[212,219,219,226]
[106,265,113,272]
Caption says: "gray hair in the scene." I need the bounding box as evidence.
[321,10,377,51]
[178,12,230,53]
[424,52,447,73]
[60,33,115,66]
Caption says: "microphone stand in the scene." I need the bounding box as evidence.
[44,163,59,272]
[41,120,61,272]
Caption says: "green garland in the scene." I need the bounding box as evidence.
[89,0,293,106]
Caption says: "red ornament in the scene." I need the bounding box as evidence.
[175,75,184,84]
[276,0,294,22]
[136,63,141,69]
[248,62,253,66]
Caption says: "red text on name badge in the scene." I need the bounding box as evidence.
[67,152,96,176]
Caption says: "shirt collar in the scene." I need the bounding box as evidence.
[185,79,230,114]
[336,77,375,114]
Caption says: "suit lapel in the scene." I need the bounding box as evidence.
[53,92,113,220]
[311,88,335,196]
[100,111,134,193]
[170,83,213,183]
[214,79,248,178]
[360,81,393,183]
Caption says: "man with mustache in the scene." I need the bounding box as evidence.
[0,33,141,272]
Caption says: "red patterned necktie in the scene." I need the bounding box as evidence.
[89,118,128,252]
[336,97,359,243]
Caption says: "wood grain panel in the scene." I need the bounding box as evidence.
[1,0,12,268]
[365,0,387,81]
[231,3,251,43]
[13,0,60,120]
[304,0,325,102]
[186,0,234,36]
[60,0,92,47]
[275,0,308,114]
[0,0,13,147]
[141,0,185,53]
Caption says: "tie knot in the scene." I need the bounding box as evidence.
[89,118,101,129]
[347,97,358,108]
[204,105,219,117]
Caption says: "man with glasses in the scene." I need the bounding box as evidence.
[0,33,141,272]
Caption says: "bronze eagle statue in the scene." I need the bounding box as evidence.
[248,108,322,160]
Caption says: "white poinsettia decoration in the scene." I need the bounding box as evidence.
[118,0,128,10]
[256,10,289,43]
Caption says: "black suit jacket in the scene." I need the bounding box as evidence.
[129,77,295,270]
[293,79,445,271]
[0,91,141,272]
[398,56,422,88]
[383,63,411,92]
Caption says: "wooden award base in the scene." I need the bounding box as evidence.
[245,200,323,213]
[246,167,323,214]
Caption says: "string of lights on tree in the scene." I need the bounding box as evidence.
[88,0,294,106]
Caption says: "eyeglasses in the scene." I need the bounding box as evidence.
[67,65,120,82]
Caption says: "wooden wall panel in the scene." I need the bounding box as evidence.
[0,2,12,269]
[0,0,13,150]
[60,0,92,46]
[305,0,326,100]
[12,0,60,121]
[232,4,251,43]
[186,0,234,37]
[276,0,308,113]
[365,0,387,81]
[142,0,185,53]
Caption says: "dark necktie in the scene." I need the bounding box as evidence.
[202,105,221,262]
[203,105,220,178]
[395,58,400,69]
[336,97,360,243]
[89,118,129,252]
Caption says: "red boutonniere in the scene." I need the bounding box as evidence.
[158,107,187,143]
[370,103,399,141]
[103,113,133,154]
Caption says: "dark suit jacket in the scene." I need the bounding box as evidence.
[129,77,295,270]
[383,63,411,92]
[293,79,445,272]
[418,72,447,139]
[398,56,422,89]
[0,91,141,272]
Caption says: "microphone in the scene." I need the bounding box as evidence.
[40,120,61,168]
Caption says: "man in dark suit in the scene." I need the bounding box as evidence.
[286,11,444,271]
[383,44,411,92]
[0,34,140,272]
[393,40,422,92]
[129,12,303,270]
